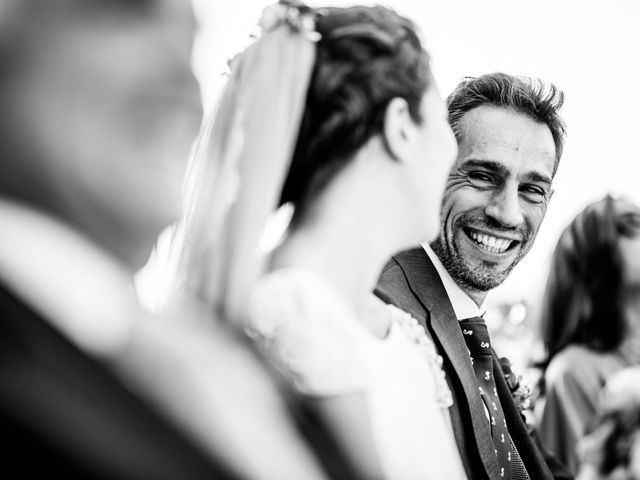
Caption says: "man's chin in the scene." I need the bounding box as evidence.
[456,250,519,289]
[456,268,509,292]
[434,242,514,291]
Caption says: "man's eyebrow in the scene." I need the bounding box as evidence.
[460,159,509,176]
[523,171,553,186]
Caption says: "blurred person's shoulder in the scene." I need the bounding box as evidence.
[546,345,627,389]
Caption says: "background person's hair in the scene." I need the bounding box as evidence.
[539,195,640,371]
[447,72,566,174]
[279,5,431,221]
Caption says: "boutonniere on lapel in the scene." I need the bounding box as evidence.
[498,357,532,418]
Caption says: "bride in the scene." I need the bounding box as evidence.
[172,2,466,478]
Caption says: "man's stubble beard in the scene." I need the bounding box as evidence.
[430,233,522,293]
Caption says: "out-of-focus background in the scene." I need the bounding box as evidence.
[146,0,640,377]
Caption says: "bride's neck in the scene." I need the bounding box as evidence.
[270,181,401,337]
[273,228,388,337]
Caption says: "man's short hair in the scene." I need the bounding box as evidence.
[447,72,566,174]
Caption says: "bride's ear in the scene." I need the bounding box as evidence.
[381,97,418,163]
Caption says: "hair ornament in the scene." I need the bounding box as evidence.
[328,23,396,48]
[259,0,321,42]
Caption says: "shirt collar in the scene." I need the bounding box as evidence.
[0,198,137,358]
[422,242,486,320]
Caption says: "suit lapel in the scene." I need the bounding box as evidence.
[393,248,501,478]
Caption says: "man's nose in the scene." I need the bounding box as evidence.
[485,185,524,228]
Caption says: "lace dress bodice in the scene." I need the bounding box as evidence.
[247,268,466,480]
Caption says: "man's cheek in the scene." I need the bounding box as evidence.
[444,213,460,246]
[441,185,463,209]
[445,174,469,191]
[527,207,547,234]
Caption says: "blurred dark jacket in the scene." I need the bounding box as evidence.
[0,283,238,480]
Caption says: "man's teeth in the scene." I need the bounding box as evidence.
[469,231,512,253]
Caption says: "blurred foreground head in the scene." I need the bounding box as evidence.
[0,0,202,269]
[540,195,640,362]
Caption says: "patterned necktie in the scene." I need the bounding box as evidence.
[460,317,529,480]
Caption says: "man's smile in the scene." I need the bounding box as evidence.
[462,226,521,255]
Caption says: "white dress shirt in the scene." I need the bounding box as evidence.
[422,242,486,320]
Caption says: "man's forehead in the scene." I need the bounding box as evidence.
[456,105,556,177]
[458,140,556,171]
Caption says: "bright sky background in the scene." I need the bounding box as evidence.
[191,0,640,308]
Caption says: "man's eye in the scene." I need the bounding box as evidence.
[467,171,494,183]
[520,185,547,202]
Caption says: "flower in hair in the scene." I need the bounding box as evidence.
[259,1,321,42]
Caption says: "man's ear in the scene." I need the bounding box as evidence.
[382,97,417,163]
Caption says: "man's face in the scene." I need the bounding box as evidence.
[10,0,202,268]
[433,105,556,292]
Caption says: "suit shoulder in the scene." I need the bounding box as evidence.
[377,257,409,292]
[379,256,401,275]
[380,247,425,276]
[375,255,424,320]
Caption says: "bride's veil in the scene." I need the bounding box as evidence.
[163,1,318,323]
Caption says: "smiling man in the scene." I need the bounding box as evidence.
[376,73,571,480]
[435,96,558,303]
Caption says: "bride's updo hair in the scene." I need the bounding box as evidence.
[280,5,431,219]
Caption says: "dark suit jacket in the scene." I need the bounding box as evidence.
[375,247,572,480]
[0,282,238,480]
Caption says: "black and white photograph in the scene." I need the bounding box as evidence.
[2,1,640,479]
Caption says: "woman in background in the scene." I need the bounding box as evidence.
[172,2,465,479]
[575,366,640,479]
[537,195,640,474]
